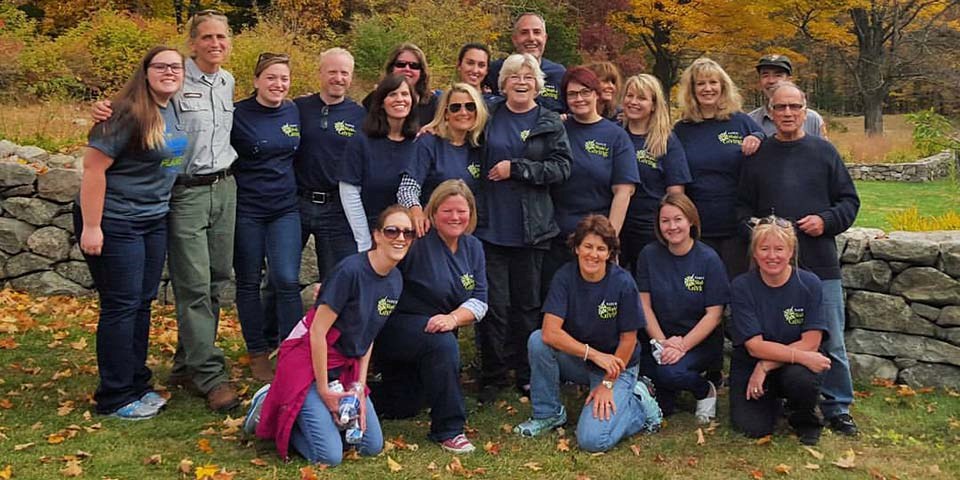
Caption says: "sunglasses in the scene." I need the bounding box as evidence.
[749,215,793,229]
[771,103,805,112]
[447,102,477,113]
[381,226,415,242]
[320,105,329,130]
[257,52,290,63]
[393,61,422,71]
[193,9,223,17]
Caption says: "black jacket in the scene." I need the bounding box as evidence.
[477,99,572,246]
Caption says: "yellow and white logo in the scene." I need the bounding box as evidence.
[783,307,805,325]
[334,121,356,137]
[636,149,657,169]
[684,274,704,292]
[377,297,398,316]
[597,300,618,320]
[460,273,476,291]
[584,140,610,158]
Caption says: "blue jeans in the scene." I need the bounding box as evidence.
[290,383,383,465]
[819,279,853,418]
[527,330,647,452]
[74,208,166,414]
[299,197,357,281]
[234,211,303,352]
[648,341,717,415]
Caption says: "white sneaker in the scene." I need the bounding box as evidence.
[695,381,717,424]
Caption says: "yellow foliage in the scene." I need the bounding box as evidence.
[226,18,325,100]
[887,206,960,231]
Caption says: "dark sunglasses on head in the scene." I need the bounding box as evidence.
[258,52,290,63]
[193,9,223,17]
[393,61,422,71]
[447,102,477,113]
[749,215,793,229]
[381,226,415,241]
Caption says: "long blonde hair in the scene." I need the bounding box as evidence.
[622,74,671,158]
[677,57,742,122]
[424,83,488,147]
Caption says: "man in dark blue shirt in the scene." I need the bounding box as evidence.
[484,12,566,113]
[736,82,860,437]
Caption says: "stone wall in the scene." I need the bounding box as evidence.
[847,150,957,182]
[838,228,960,388]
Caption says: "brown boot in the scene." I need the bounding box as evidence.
[249,352,274,382]
[206,383,239,412]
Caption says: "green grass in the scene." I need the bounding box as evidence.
[854,179,960,231]
[1,292,959,479]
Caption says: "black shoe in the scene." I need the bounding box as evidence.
[827,413,859,436]
[797,426,822,445]
[477,385,500,406]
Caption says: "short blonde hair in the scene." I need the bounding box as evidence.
[749,219,798,269]
[678,57,743,122]
[498,53,545,93]
[425,83,488,147]
[425,179,478,234]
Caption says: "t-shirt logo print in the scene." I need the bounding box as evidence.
[334,121,356,137]
[683,274,704,292]
[717,131,744,145]
[597,300,618,320]
[467,163,481,179]
[541,84,560,100]
[519,129,531,142]
[636,149,658,169]
[460,273,476,291]
[584,140,610,158]
[782,307,805,325]
[281,123,301,138]
[377,297,398,316]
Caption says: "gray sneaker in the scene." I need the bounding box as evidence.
[694,381,717,425]
[514,406,567,437]
[634,376,662,433]
[140,391,167,410]
[243,384,271,436]
[109,400,159,420]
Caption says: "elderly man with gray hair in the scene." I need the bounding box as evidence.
[736,82,861,437]
[748,55,827,138]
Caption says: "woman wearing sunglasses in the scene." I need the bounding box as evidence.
[374,180,486,453]
[340,74,418,251]
[398,83,488,237]
[729,217,830,445]
[75,46,188,420]
[363,43,438,127]
[635,193,727,424]
[249,205,413,465]
[542,66,638,296]
[230,53,301,381]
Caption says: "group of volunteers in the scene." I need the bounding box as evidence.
[77,7,861,465]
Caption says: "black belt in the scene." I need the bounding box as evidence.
[176,169,232,187]
[299,190,337,204]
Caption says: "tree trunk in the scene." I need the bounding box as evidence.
[851,6,888,136]
[650,23,678,104]
[863,94,884,135]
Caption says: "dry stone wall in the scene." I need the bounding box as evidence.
[846,151,956,182]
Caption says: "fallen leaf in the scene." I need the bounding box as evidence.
[0,399,13,409]
[57,404,74,417]
[523,462,542,471]
[69,337,87,351]
[774,464,792,475]
[387,456,403,472]
[14,442,35,451]
[518,396,529,404]
[929,464,941,474]
[483,441,501,456]
[917,387,935,394]
[249,458,268,467]
[199,427,217,436]
[750,469,764,479]
[143,454,162,465]
[212,469,235,480]
[832,449,856,470]
[629,444,641,456]
[755,435,772,446]
[556,437,571,452]
[0,465,11,480]
[696,428,706,445]
[869,468,887,480]
[299,466,318,480]
[896,385,916,397]
[47,433,66,444]
[197,438,213,454]
[804,463,820,470]
[872,378,895,388]
[446,457,465,474]
[500,423,512,434]
[590,452,605,457]
[194,464,219,480]
[343,449,361,461]
[802,446,824,460]
[179,458,194,474]
[653,453,666,463]
[82,423,101,433]
[687,457,698,467]
[427,461,438,471]
[575,474,591,480]
[0,337,18,349]
[60,459,83,477]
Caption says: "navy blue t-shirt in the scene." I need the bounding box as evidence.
[315,252,403,358]
[406,133,480,204]
[87,103,188,220]
[626,131,691,228]
[231,97,300,218]
[553,118,639,235]
[485,57,566,113]
[729,268,826,371]
[635,241,729,337]
[673,112,761,237]
[294,95,366,193]
[340,134,415,224]
[394,230,487,318]
[543,262,645,367]
[473,106,539,247]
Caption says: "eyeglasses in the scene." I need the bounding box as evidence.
[749,215,793,229]
[565,88,594,99]
[257,52,290,64]
[393,61,422,71]
[507,74,537,83]
[320,105,329,130]
[148,63,184,73]
[381,226,415,242]
[771,103,805,112]
[447,102,477,113]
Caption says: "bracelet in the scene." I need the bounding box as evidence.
[583,344,590,362]
[449,311,459,325]
[790,348,796,364]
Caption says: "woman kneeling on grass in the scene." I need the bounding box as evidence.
[245,206,413,465]
[515,215,661,452]
[729,217,831,445]
[76,46,187,420]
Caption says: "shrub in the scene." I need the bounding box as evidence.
[887,206,960,231]
[227,17,325,99]
[905,108,959,157]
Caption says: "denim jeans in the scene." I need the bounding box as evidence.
[234,211,303,352]
[289,383,383,465]
[818,279,853,418]
[527,330,647,452]
[299,197,358,280]
[74,208,166,414]
[648,340,718,415]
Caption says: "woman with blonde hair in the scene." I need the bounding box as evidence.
[618,74,691,273]
[398,83,488,236]
[673,57,762,277]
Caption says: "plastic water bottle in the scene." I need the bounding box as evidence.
[341,382,363,445]
[327,380,347,429]
[650,339,664,365]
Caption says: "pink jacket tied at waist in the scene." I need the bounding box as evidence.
[255,307,367,460]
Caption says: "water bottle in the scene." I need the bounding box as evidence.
[342,382,363,445]
[327,380,346,429]
[650,339,664,365]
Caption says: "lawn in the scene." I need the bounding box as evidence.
[854,179,960,231]
[0,291,958,480]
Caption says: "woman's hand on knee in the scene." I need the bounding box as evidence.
[424,313,457,333]
[746,367,767,400]
[586,385,616,420]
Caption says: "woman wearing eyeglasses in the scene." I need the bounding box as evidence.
[340,74,418,251]
[373,180,486,453]
[542,66,638,294]
[729,218,830,445]
[398,83,488,237]
[249,205,413,465]
[229,53,301,381]
[635,193,728,424]
[473,53,572,402]
[75,46,188,420]
[363,43,438,127]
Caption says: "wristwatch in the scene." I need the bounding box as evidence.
[602,380,614,390]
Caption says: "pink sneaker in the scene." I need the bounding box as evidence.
[440,433,476,454]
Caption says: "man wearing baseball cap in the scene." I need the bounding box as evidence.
[748,54,827,138]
